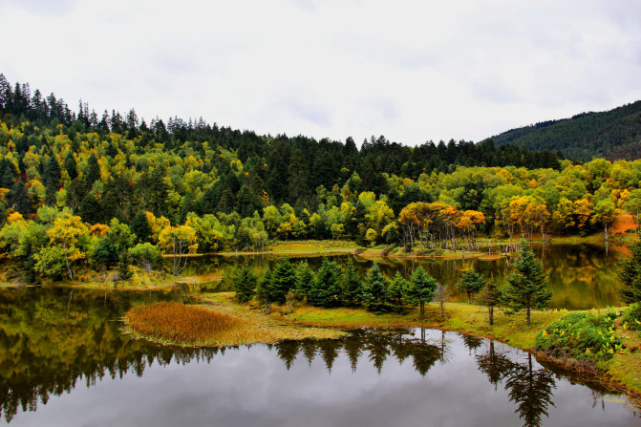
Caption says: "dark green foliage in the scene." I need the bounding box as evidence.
[64,152,78,180]
[406,266,437,316]
[91,238,119,270]
[617,241,641,304]
[457,270,486,303]
[232,266,257,303]
[294,262,315,300]
[340,258,363,306]
[268,257,297,303]
[361,263,390,314]
[492,100,641,161]
[255,269,272,304]
[118,250,133,280]
[84,154,101,189]
[388,272,409,314]
[308,259,342,307]
[9,179,32,214]
[535,312,622,362]
[131,211,152,243]
[503,241,552,326]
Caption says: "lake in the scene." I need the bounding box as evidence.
[0,288,637,427]
[178,242,625,310]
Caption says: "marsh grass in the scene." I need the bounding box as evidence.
[124,296,344,347]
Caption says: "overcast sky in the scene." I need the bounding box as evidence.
[2,0,641,146]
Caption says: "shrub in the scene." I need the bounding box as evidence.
[620,303,641,330]
[535,312,623,362]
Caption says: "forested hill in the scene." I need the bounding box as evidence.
[490,100,641,161]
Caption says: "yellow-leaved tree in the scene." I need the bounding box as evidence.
[158,224,198,276]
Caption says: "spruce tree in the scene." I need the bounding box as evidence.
[457,270,486,303]
[503,241,552,326]
[617,241,641,303]
[269,257,296,303]
[388,272,409,313]
[341,258,363,306]
[294,262,315,300]
[9,179,32,215]
[406,266,437,316]
[361,263,390,314]
[256,269,272,304]
[479,275,502,326]
[232,266,257,303]
[131,211,152,243]
[308,259,342,307]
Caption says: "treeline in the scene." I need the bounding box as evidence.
[2,75,641,283]
[491,100,641,161]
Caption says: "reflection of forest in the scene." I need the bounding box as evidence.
[0,288,624,425]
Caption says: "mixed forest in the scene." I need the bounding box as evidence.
[1,74,641,283]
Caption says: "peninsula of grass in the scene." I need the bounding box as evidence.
[123,300,344,347]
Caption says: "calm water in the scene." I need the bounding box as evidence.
[178,242,624,310]
[0,288,637,427]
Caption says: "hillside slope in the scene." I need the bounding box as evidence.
[490,101,641,161]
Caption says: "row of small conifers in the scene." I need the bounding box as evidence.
[124,241,641,378]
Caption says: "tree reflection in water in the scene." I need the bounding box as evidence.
[476,340,556,427]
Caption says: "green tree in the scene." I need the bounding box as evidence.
[294,262,315,300]
[457,270,486,303]
[406,266,437,316]
[256,269,272,304]
[618,241,641,304]
[341,258,363,306]
[129,242,162,278]
[308,259,342,307]
[91,238,119,274]
[361,263,390,314]
[503,241,552,326]
[268,257,297,303]
[478,275,503,326]
[131,210,152,243]
[388,272,409,313]
[232,266,257,303]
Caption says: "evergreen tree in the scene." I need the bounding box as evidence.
[91,238,119,271]
[457,270,486,303]
[84,154,101,189]
[131,211,152,243]
[617,241,641,303]
[341,258,363,306]
[388,272,409,313]
[503,241,552,326]
[64,152,78,180]
[232,266,257,303]
[361,263,390,314]
[268,257,296,303]
[478,275,503,326]
[294,261,315,300]
[118,249,133,280]
[308,259,342,307]
[9,179,32,215]
[256,269,272,304]
[406,266,437,316]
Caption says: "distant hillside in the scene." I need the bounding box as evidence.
[490,101,641,161]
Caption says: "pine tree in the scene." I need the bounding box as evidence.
[256,269,272,304]
[308,259,342,307]
[617,241,641,304]
[361,263,390,314]
[341,258,363,306]
[65,152,78,180]
[457,270,486,303]
[269,257,296,303]
[294,262,315,300]
[9,179,32,215]
[388,272,409,313]
[479,275,503,326]
[232,266,257,303]
[406,266,437,316]
[131,211,152,243]
[503,241,552,326]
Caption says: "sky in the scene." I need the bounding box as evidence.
[2,0,641,146]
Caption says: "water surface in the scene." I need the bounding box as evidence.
[0,288,637,427]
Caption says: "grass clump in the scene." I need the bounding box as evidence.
[125,302,239,345]
[535,312,623,363]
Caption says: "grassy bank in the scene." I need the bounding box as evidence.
[123,297,344,347]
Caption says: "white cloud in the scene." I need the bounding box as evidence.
[2,0,640,145]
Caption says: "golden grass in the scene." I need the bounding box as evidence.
[124,296,344,347]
